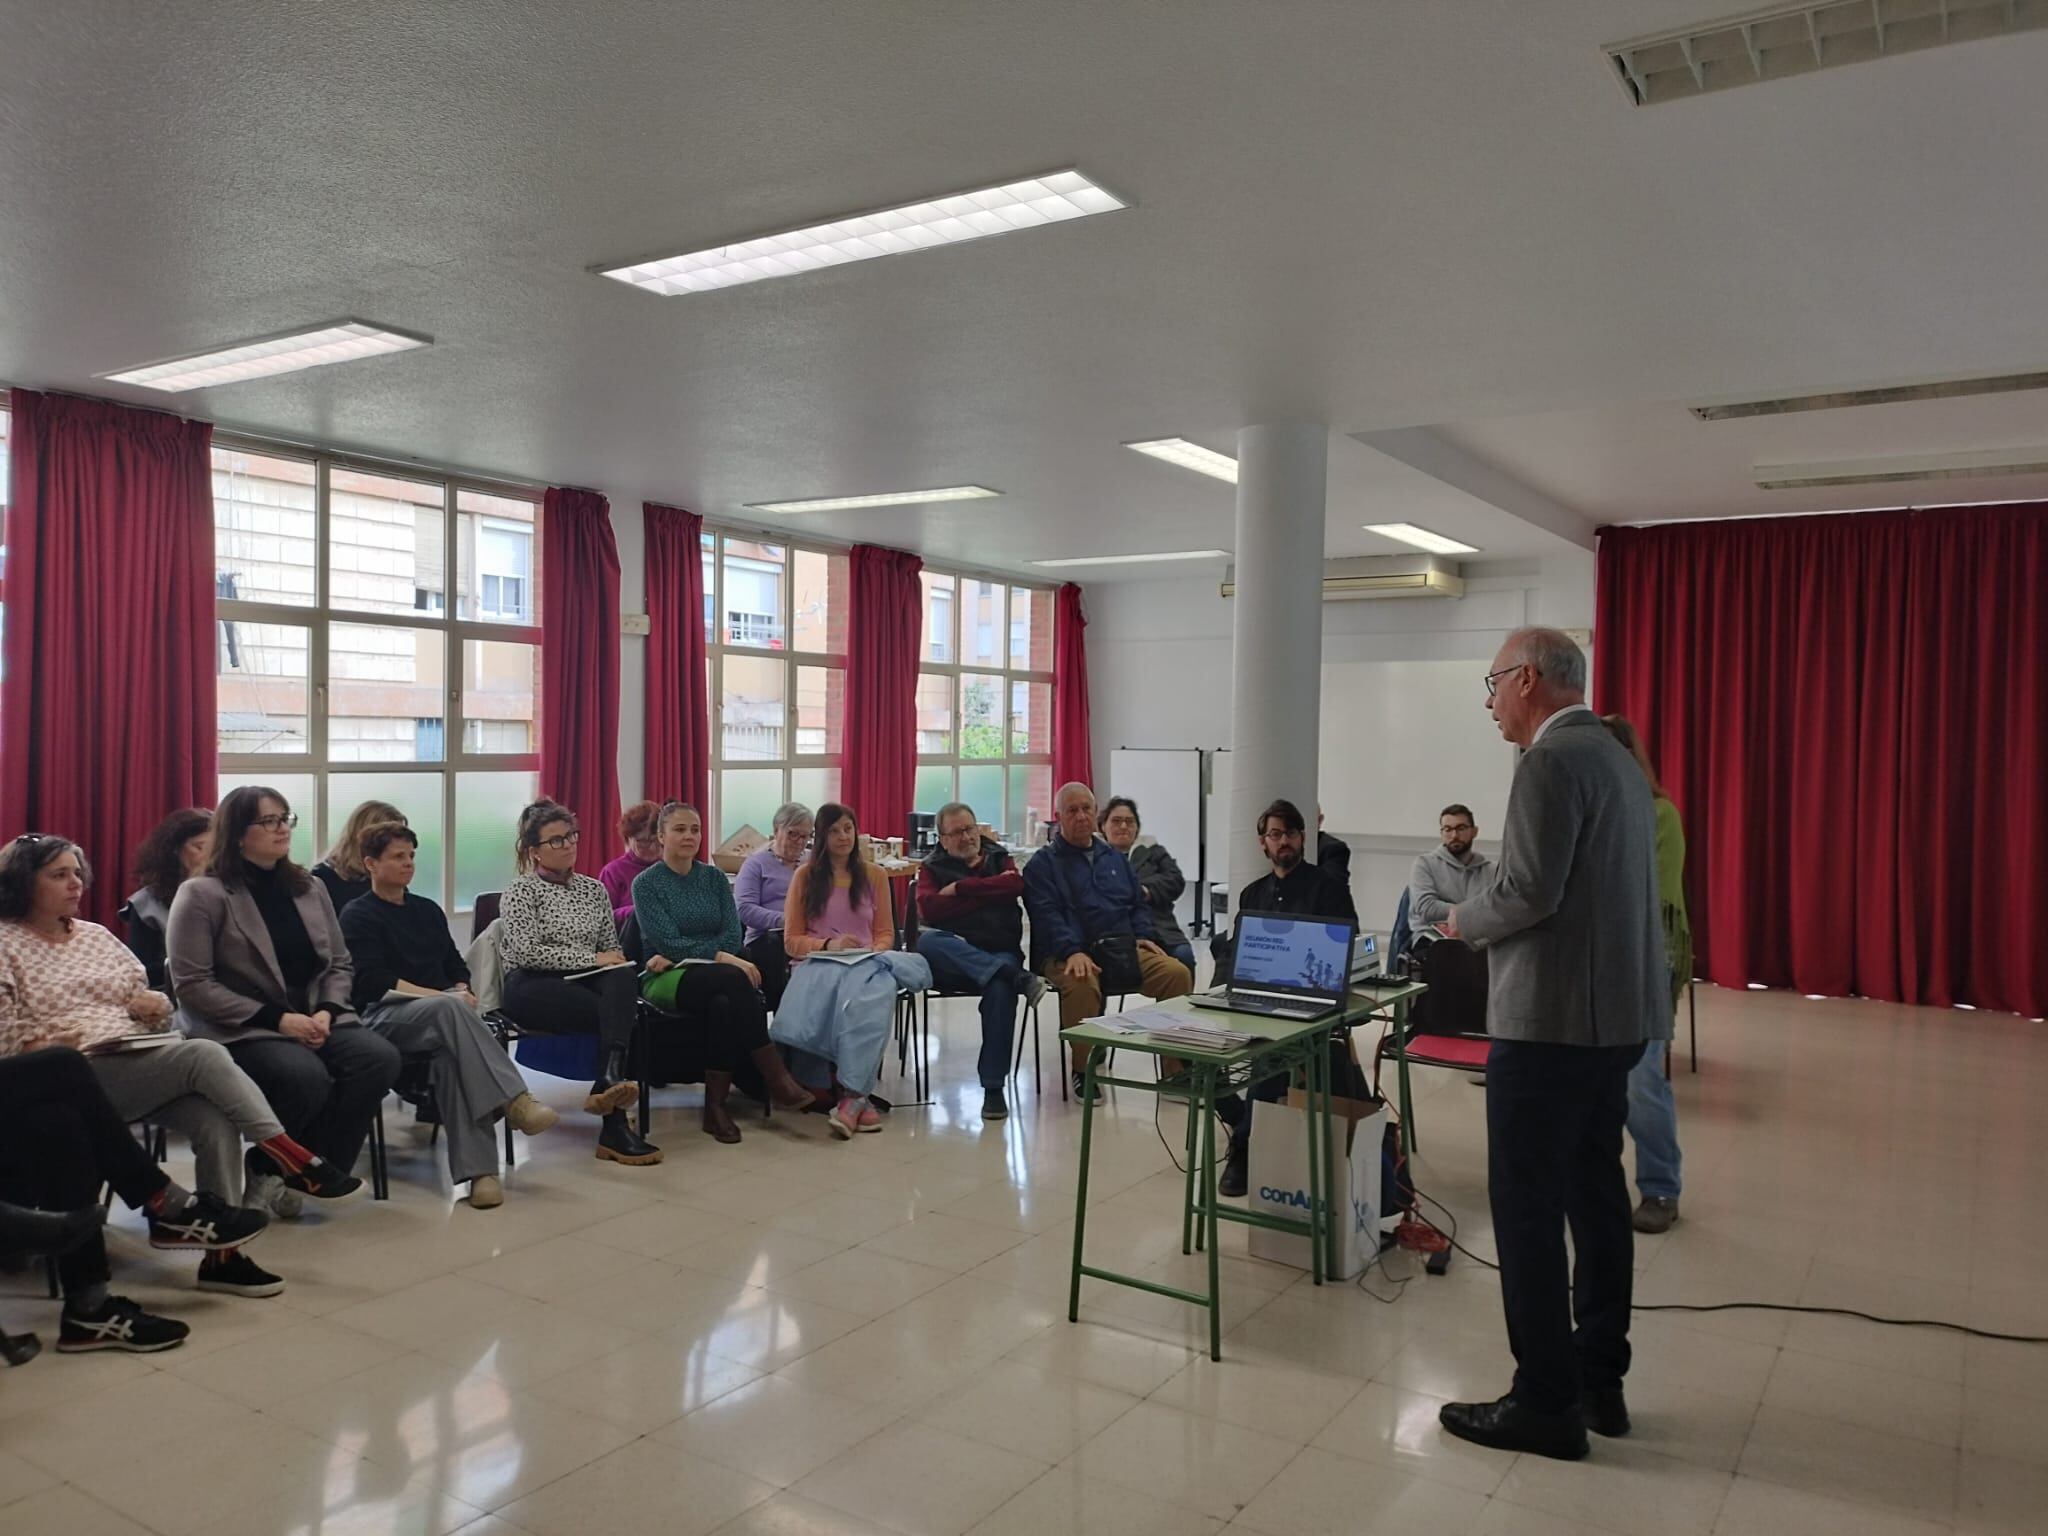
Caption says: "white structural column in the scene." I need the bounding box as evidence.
[1226,422,1327,883]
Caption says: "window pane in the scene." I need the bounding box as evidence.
[219,773,318,865]
[454,769,537,911]
[720,769,784,843]
[960,672,1003,759]
[701,531,717,644]
[792,549,848,655]
[330,468,446,618]
[961,579,1004,667]
[790,766,839,813]
[1008,764,1052,843]
[795,665,845,757]
[914,765,954,817]
[213,449,316,608]
[919,572,955,664]
[462,638,538,755]
[723,539,786,648]
[722,655,786,761]
[327,623,446,763]
[915,674,953,755]
[457,489,539,625]
[1010,680,1052,756]
[958,765,1004,835]
[1012,586,1055,672]
[328,770,445,902]
[218,619,310,754]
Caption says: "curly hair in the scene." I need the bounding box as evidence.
[133,808,211,905]
[515,799,577,874]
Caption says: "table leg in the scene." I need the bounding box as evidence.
[1201,1066,1221,1362]
[1394,998,1417,1156]
[1181,1075,1199,1255]
[1305,1041,1324,1288]
[1068,1052,1099,1324]
[1320,1029,1341,1281]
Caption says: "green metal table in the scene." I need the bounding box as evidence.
[1061,985,1423,1361]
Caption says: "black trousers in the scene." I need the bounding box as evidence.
[0,1048,171,1297]
[503,966,639,1061]
[228,1025,401,1176]
[742,931,791,1013]
[1486,1038,1644,1413]
[648,963,771,1073]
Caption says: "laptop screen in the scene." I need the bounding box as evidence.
[1232,913,1356,997]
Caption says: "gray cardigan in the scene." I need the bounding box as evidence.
[1454,711,1666,1047]
[166,872,359,1044]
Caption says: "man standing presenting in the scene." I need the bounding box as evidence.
[1437,628,1665,1462]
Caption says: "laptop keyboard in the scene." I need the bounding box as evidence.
[1225,992,1318,1019]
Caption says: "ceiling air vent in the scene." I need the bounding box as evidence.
[1220,555,1465,602]
[1605,0,2048,107]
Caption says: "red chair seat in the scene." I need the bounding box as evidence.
[1387,1033,1491,1071]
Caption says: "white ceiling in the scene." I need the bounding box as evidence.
[6,0,2048,579]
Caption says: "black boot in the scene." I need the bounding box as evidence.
[1218,1136,1249,1198]
[584,1044,641,1116]
[0,1199,101,1257]
[595,1110,662,1166]
[702,1071,742,1144]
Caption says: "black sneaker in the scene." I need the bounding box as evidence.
[148,1191,269,1252]
[197,1250,287,1299]
[1070,1071,1102,1106]
[981,1087,1009,1121]
[282,1155,364,1201]
[57,1296,190,1354]
[1218,1143,1249,1199]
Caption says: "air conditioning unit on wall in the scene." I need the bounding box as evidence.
[1220,554,1465,602]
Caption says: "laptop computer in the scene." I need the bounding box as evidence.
[1190,911,1357,1022]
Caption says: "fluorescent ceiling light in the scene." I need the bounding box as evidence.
[1693,370,2048,421]
[1754,447,2048,490]
[746,485,1001,514]
[102,320,430,392]
[1031,549,1229,568]
[1362,522,1479,555]
[1124,438,1238,483]
[600,169,1127,296]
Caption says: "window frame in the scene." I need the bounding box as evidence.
[915,573,1056,843]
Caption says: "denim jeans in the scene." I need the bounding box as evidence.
[915,928,1024,1089]
[1626,1039,1682,1201]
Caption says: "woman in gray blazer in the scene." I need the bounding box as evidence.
[168,786,400,1210]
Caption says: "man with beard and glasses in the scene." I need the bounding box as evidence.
[1212,797,1357,1197]
[1409,804,1493,938]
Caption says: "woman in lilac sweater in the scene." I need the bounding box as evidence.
[733,801,811,1010]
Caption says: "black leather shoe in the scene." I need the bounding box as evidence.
[1439,1394,1589,1460]
[1218,1143,1249,1199]
[1581,1385,1630,1438]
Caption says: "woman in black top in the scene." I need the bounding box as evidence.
[121,807,212,993]
[309,799,405,915]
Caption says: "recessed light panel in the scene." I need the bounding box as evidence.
[1362,522,1479,555]
[601,169,1127,296]
[102,321,430,392]
[1031,549,1230,568]
[746,486,1002,514]
[1124,438,1238,483]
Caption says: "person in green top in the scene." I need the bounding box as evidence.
[631,802,813,1144]
[1602,716,1689,1234]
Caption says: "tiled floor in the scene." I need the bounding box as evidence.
[4,985,2046,1535]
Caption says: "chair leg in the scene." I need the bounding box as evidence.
[503,1114,515,1170]
[370,1102,389,1201]
[45,1255,58,1300]
[1688,980,1698,1073]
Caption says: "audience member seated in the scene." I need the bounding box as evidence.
[632,800,813,1144]
[769,803,931,1139]
[498,799,660,1167]
[735,801,812,1011]
[1022,782,1194,1103]
[342,822,560,1208]
[1212,798,1359,1195]
[914,800,1047,1121]
[309,799,406,915]
[168,785,398,1213]
[0,1046,263,1351]
[1407,803,1493,945]
[598,799,662,924]
[1317,806,1353,893]
[0,834,294,1295]
[121,807,212,994]
[1100,796,1197,979]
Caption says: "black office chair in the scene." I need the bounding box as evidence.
[903,872,1049,1100]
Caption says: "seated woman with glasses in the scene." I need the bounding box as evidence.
[120,807,212,994]
[768,803,930,1140]
[498,800,661,1167]
[734,801,812,1011]
[167,786,400,1213]
[1100,797,1197,981]
[598,800,662,925]
[309,799,406,916]
[631,801,814,1144]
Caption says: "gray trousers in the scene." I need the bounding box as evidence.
[362,994,528,1184]
[89,1038,285,1202]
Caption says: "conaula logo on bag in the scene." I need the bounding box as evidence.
[1257,1187,1376,1233]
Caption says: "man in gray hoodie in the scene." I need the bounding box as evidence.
[1409,804,1493,936]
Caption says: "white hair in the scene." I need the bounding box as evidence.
[1505,626,1587,696]
[771,802,813,834]
[1055,781,1095,813]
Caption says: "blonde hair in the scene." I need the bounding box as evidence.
[325,800,406,880]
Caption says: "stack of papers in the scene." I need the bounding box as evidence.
[1145,1023,1258,1052]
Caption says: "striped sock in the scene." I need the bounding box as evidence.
[256,1133,317,1176]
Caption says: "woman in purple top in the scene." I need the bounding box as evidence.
[597,801,661,923]
[735,801,811,1011]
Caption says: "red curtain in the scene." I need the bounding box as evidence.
[2,390,217,927]
[642,502,709,811]
[540,487,622,877]
[1053,581,1093,789]
[841,544,922,840]
[1595,504,2047,1019]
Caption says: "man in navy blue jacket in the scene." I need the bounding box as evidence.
[1023,782,1193,1101]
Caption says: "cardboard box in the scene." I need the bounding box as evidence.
[712,824,766,875]
[1246,1090,1387,1280]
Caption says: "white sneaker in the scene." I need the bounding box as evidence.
[244,1171,303,1221]
[1022,972,1050,1008]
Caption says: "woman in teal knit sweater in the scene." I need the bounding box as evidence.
[631,802,812,1143]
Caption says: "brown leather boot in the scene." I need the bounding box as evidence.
[750,1044,818,1111]
[702,1070,742,1144]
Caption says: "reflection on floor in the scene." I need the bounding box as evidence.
[3,985,2045,1535]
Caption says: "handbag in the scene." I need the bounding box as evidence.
[1057,847,1145,993]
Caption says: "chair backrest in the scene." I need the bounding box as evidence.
[898,871,921,950]
[1389,885,1413,966]
[472,891,502,944]
[618,912,646,965]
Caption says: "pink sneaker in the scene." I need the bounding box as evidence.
[829,1099,861,1140]
[856,1103,883,1134]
